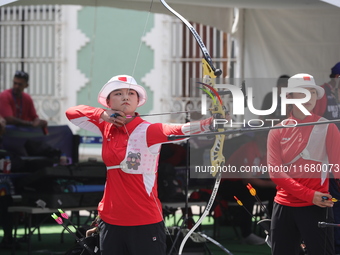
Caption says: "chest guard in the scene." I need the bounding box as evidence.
[284,117,329,184]
[107,122,161,174]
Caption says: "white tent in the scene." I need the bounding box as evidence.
[2,0,339,83]
[1,0,340,119]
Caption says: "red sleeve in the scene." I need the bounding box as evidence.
[267,129,315,203]
[146,117,213,146]
[146,123,187,146]
[326,124,340,178]
[0,90,15,118]
[24,94,38,121]
[65,105,106,135]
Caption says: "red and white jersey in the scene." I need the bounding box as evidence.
[267,114,340,207]
[66,105,211,226]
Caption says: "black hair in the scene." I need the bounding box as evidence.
[276,74,290,87]
[14,70,29,82]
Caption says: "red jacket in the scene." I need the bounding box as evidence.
[268,114,340,207]
[66,105,211,226]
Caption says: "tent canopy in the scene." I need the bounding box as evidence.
[1,0,339,120]
[0,0,336,33]
[1,0,335,10]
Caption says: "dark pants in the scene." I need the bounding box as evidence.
[98,220,166,255]
[0,195,13,244]
[329,178,340,254]
[271,202,335,255]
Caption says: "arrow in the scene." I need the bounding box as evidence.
[321,196,338,202]
[110,110,203,119]
[58,209,85,238]
[246,183,270,217]
[233,196,256,220]
[51,213,96,255]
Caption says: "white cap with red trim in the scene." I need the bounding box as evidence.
[98,75,147,108]
[287,73,324,99]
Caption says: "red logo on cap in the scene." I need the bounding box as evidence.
[118,76,127,82]
[303,76,311,81]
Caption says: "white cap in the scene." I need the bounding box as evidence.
[97,75,147,108]
[287,73,324,99]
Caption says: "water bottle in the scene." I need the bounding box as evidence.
[3,156,11,174]
[60,153,68,166]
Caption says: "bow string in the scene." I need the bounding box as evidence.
[159,1,227,254]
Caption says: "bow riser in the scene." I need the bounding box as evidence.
[210,135,226,177]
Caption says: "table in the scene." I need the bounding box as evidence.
[8,206,98,255]
[8,202,207,255]
[162,201,207,226]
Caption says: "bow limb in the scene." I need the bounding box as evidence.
[178,104,224,254]
[160,0,222,77]
[178,172,222,254]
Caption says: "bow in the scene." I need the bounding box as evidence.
[159,1,226,254]
[176,61,226,255]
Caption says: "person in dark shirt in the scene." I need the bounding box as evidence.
[261,75,290,121]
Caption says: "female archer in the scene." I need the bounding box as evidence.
[268,73,340,255]
[66,75,226,255]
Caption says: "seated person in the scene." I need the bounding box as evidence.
[261,74,290,121]
[219,130,276,245]
[0,71,47,248]
[0,71,47,128]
